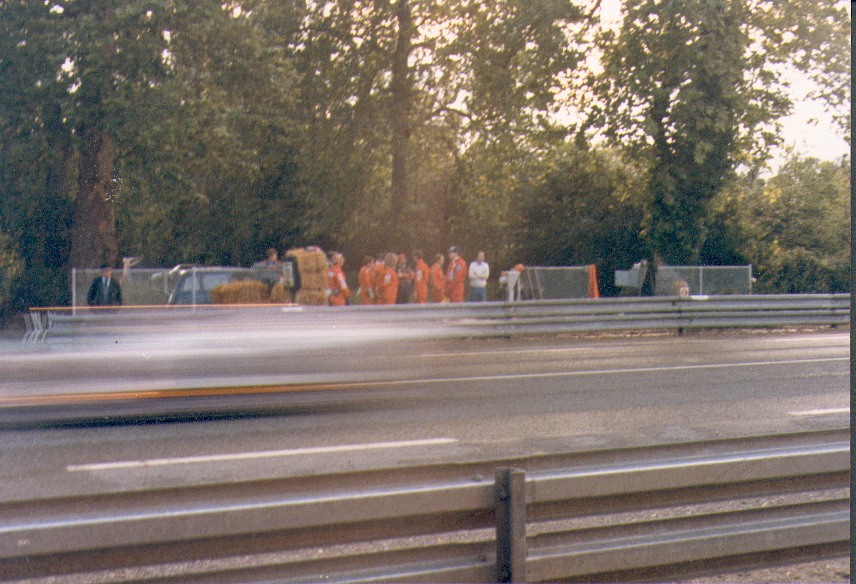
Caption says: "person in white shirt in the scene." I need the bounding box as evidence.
[468,251,489,302]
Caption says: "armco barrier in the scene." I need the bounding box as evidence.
[27,294,851,342]
[0,429,848,582]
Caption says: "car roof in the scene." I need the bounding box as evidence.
[175,266,252,274]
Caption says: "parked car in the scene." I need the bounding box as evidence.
[167,266,263,305]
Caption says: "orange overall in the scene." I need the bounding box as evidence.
[377,266,399,305]
[327,264,350,306]
[430,262,447,303]
[445,256,467,303]
[358,264,376,305]
[413,259,430,304]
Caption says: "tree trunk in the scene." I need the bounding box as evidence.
[43,103,73,270]
[390,0,413,242]
[70,129,118,269]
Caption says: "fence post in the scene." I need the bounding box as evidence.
[496,467,526,583]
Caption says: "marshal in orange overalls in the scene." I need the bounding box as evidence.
[445,255,467,303]
[376,253,399,305]
[413,257,430,304]
[327,253,350,306]
[430,257,446,303]
[358,257,376,305]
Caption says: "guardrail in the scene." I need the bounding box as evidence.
[24,294,851,342]
[0,429,848,582]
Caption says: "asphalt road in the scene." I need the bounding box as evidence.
[0,327,848,502]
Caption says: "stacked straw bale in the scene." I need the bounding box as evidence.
[286,246,329,305]
[270,282,290,303]
[210,280,270,304]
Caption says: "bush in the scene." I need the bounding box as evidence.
[754,248,849,294]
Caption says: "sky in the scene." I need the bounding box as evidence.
[775,71,849,167]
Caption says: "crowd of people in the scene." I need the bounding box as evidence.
[86,245,494,308]
[83,245,495,308]
[348,246,491,305]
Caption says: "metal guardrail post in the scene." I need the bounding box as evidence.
[22,312,33,343]
[22,311,47,343]
[71,267,77,313]
[496,467,527,583]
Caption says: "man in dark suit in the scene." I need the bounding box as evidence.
[87,264,123,306]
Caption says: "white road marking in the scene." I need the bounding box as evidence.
[419,333,851,358]
[67,438,458,473]
[370,357,850,387]
[418,346,595,358]
[788,408,850,417]
[770,335,850,343]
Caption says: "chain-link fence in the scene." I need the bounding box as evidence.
[72,268,174,307]
[615,264,752,296]
[71,263,752,306]
[516,266,596,300]
[653,265,753,296]
[71,264,299,307]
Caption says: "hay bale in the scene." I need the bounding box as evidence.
[270,282,291,303]
[299,271,328,291]
[297,290,329,306]
[211,280,269,304]
[286,247,330,305]
[286,247,328,274]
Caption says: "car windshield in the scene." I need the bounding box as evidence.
[180,272,231,292]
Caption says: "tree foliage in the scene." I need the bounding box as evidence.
[0,0,305,276]
[591,0,850,264]
[513,146,649,294]
[290,0,586,252]
[123,0,304,265]
[740,156,850,292]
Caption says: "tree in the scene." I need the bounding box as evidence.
[59,1,183,268]
[0,0,212,272]
[0,0,305,289]
[513,146,649,294]
[123,0,304,265]
[0,1,78,308]
[590,0,851,264]
[291,0,587,252]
